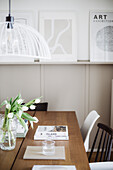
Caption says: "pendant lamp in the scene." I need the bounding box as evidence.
[0,0,51,61]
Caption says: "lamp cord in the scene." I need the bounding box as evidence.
[9,0,11,16]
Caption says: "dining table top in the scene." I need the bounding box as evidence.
[0,111,90,170]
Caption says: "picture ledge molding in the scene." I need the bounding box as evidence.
[0,61,113,65]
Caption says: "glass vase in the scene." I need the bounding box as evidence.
[0,114,4,148]
[1,117,17,151]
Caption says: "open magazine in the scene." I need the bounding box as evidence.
[34,125,69,140]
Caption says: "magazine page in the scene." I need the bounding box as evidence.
[35,126,68,135]
[34,125,69,140]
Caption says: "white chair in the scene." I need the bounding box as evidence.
[80,110,100,152]
[89,162,113,170]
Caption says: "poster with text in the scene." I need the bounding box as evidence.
[90,11,113,62]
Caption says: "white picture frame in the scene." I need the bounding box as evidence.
[90,11,113,62]
[39,11,77,61]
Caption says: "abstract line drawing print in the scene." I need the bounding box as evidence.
[96,26,113,52]
[39,11,77,61]
[46,19,71,55]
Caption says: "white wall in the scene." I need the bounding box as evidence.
[0,0,113,148]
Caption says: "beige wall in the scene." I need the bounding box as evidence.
[0,64,113,147]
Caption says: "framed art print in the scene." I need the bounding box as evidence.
[39,11,77,61]
[90,11,113,62]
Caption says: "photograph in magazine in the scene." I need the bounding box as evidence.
[38,126,67,132]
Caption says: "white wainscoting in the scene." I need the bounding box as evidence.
[111,79,113,129]
[0,64,113,147]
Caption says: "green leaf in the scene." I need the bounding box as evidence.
[12,93,21,107]
[21,112,36,121]
[25,96,43,107]
[19,118,27,130]
[11,104,19,112]
[0,100,7,108]
[16,114,27,130]
[25,99,35,107]
[9,98,13,105]
[5,109,8,116]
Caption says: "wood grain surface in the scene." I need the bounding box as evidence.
[12,111,90,170]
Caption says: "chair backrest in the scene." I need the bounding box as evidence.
[22,102,48,111]
[80,110,100,151]
[35,102,48,111]
[88,123,113,163]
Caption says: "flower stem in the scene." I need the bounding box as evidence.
[10,130,15,144]
[8,119,11,147]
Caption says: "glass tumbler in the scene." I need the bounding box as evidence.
[42,137,55,155]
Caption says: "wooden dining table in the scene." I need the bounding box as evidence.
[0,111,90,170]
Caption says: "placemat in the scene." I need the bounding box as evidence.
[32,165,76,170]
[23,146,65,160]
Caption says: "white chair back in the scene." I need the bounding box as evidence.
[80,110,100,152]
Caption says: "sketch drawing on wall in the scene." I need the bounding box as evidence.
[39,11,77,61]
[90,11,113,62]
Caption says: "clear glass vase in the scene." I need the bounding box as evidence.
[1,117,17,151]
[0,114,4,148]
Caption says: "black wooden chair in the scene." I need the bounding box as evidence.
[88,123,113,163]
[22,102,48,111]
[34,102,48,111]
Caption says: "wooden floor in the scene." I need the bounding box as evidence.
[87,151,113,162]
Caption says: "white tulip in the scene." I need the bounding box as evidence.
[4,100,7,104]
[18,110,23,117]
[30,105,36,110]
[22,106,28,111]
[6,103,11,110]
[17,99,23,104]
[35,98,40,104]
[8,112,13,119]
[33,117,39,123]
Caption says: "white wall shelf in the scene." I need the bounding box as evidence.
[0,61,113,65]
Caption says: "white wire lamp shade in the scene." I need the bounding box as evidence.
[0,22,51,61]
[0,0,51,61]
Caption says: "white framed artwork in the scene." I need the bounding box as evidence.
[90,11,113,62]
[39,11,77,61]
